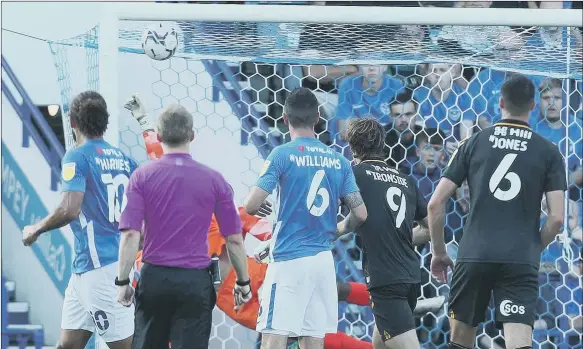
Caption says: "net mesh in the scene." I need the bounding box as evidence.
[49,15,582,349]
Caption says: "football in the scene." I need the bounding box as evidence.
[141,23,179,61]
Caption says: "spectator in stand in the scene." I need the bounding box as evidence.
[466,68,543,128]
[413,63,476,154]
[532,78,583,202]
[407,129,462,244]
[334,65,404,141]
[384,90,420,167]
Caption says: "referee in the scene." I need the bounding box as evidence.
[428,74,566,349]
[116,104,252,349]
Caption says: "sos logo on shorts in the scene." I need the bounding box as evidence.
[499,300,525,316]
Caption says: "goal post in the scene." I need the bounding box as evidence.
[50,3,582,348]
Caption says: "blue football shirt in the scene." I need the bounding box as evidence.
[61,139,138,274]
[466,68,545,124]
[333,75,404,138]
[533,116,583,172]
[413,84,476,140]
[255,137,359,261]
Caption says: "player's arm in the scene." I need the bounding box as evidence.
[336,164,367,238]
[412,183,431,245]
[540,145,568,249]
[22,152,87,246]
[215,178,248,282]
[428,138,470,255]
[336,192,367,237]
[124,94,164,160]
[243,148,283,215]
[117,170,146,284]
[413,218,431,246]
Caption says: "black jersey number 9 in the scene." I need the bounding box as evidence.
[386,187,407,228]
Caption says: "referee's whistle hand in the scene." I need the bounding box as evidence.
[117,285,135,307]
[233,282,252,312]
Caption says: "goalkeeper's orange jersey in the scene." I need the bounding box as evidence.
[133,207,269,330]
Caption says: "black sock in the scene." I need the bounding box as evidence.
[448,343,472,349]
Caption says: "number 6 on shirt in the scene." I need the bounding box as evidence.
[306,170,330,217]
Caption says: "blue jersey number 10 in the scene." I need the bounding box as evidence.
[101,173,129,223]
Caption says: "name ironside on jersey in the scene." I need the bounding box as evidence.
[489,125,532,152]
[364,165,408,188]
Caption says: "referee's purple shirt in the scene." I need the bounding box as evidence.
[119,153,241,269]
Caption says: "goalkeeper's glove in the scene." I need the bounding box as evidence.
[253,239,272,264]
[124,94,154,132]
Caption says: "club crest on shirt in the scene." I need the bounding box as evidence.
[448,107,462,121]
[380,102,390,116]
[62,162,76,181]
[260,160,271,176]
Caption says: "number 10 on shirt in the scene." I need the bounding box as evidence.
[101,173,129,223]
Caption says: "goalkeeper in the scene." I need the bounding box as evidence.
[125,95,445,349]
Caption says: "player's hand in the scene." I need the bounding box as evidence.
[233,280,252,312]
[22,225,40,246]
[117,284,135,307]
[124,94,152,131]
[253,239,272,264]
[430,253,454,284]
[255,201,272,218]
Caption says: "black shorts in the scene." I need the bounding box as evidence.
[448,262,538,328]
[369,283,420,341]
[133,262,216,349]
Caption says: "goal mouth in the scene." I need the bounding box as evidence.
[45,3,582,347]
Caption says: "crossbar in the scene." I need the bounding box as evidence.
[111,3,583,27]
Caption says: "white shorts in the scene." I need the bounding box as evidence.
[61,262,134,342]
[256,250,337,338]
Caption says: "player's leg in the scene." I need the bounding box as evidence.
[169,268,217,349]
[448,262,496,349]
[368,284,420,349]
[337,281,369,305]
[58,275,95,349]
[79,264,134,349]
[299,251,338,348]
[56,330,94,349]
[493,264,538,349]
[257,259,310,349]
[324,332,373,349]
[372,327,418,349]
[337,281,446,315]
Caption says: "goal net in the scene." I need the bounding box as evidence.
[47,3,582,349]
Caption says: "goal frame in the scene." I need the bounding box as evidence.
[97,3,582,147]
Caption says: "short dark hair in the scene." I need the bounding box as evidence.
[284,88,319,128]
[415,128,445,147]
[69,91,109,138]
[157,104,194,147]
[389,89,418,110]
[346,117,386,160]
[500,74,535,116]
